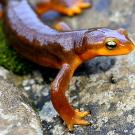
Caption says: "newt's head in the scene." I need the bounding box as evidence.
[79,28,135,61]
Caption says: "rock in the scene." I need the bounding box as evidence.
[0,78,43,135]
[0,66,9,79]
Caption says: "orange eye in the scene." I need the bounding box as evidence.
[106,41,117,50]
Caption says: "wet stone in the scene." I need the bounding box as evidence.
[0,78,43,135]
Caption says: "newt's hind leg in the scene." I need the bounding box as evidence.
[51,59,91,131]
[36,0,92,16]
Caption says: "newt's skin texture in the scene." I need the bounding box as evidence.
[1,0,135,131]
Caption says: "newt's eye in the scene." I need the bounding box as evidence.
[106,41,117,50]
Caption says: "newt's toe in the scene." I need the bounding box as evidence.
[72,6,81,14]
[67,117,91,131]
[78,2,91,8]
[77,0,92,8]
[75,109,90,118]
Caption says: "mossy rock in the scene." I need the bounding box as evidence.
[0,21,33,75]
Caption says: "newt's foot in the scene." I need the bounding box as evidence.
[65,109,91,131]
[36,0,92,16]
[54,0,92,16]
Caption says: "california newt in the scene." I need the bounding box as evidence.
[1,0,135,131]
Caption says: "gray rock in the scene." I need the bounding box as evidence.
[0,67,10,79]
[0,78,43,135]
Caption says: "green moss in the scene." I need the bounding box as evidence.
[0,21,33,75]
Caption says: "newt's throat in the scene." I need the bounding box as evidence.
[79,50,97,61]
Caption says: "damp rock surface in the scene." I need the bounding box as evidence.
[0,78,43,135]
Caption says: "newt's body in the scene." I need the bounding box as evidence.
[0,0,134,131]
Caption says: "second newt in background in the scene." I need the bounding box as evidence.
[0,0,135,131]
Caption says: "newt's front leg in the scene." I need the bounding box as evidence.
[51,63,90,131]
[36,0,92,16]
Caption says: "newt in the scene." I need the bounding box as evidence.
[0,0,135,131]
